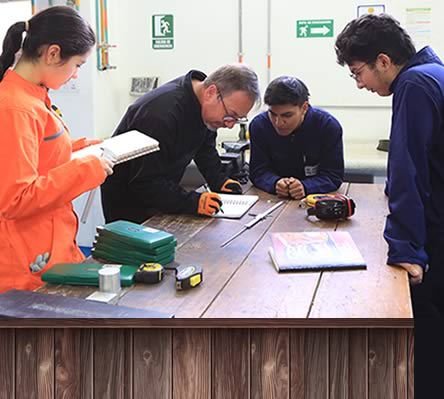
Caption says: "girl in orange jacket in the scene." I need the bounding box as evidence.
[0,6,114,293]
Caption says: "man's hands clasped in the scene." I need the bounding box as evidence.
[275,177,305,200]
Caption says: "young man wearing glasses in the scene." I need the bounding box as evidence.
[249,75,344,200]
[336,14,444,397]
[101,64,260,222]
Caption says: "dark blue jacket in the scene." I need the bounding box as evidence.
[385,47,444,269]
[249,106,344,194]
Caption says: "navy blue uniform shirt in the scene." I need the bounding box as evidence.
[249,106,344,195]
[385,46,444,269]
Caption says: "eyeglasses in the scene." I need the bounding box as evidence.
[349,63,367,81]
[217,88,249,124]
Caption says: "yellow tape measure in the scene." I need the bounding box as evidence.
[304,193,339,208]
[175,265,203,290]
[135,262,164,284]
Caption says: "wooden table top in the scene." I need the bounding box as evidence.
[32,182,412,327]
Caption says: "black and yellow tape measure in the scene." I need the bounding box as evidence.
[175,265,203,290]
[304,193,356,220]
[135,262,164,284]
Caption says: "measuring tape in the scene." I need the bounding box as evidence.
[175,265,203,290]
[135,262,165,284]
[305,193,356,220]
[304,193,339,208]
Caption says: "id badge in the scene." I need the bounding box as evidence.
[304,164,319,177]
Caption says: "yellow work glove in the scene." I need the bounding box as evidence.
[198,192,222,216]
[220,179,243,194]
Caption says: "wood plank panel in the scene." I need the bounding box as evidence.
[36,329,54,398]
[290,329,330,399]
[0,329,14,399]
[394,329,408,399]
[173,329,210,399]
[310,183,412,318]
[55,329,93,399]
[133,329,171,399]
[290,329,305,399]
[407,329,414,399]
[329,329,349,399]
[204,196,339,318]
[119,189,287,317]
[305,329,328,399]
[94,329,132,399]
[212,329,249,399]
[251,329,289,399]
[16,329,38,399]
[369,329,396,399]
[292,328,369,399]
[15,329,54,398]
[349,329,368,399]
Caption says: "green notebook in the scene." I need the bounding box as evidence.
[96,220,175,250]
[41,263,139,287]
[92,248,175,267]
[95,234,177,256]
[93,241,175,263]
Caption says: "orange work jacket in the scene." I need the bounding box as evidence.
[0,70,106,293]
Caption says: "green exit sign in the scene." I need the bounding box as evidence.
[152,14,174,49]
[296,19,334,38]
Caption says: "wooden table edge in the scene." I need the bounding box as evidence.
[0,317,414,328]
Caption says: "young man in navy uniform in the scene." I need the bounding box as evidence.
[249,76,344,200]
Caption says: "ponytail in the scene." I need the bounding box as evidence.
[0,6,95,82]
[0,21,26,81]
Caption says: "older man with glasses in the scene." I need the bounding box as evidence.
[101,64,260,222]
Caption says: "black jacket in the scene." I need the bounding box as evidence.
[101,70,227,223]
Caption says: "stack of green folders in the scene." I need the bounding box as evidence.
[92,220,176,266]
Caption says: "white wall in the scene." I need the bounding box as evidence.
[93,0,243,137]
[91,0,442,145]
[0,1,32,43]
[1,1,395,144]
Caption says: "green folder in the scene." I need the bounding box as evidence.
[41,263,139,287]
[96,220,175,250]
[92,248,175,267]
[93,241,175,263]
[95,234,177,256]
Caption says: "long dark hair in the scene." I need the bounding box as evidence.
[0,6,95,81]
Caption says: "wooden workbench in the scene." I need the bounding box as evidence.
[0,183,413,399]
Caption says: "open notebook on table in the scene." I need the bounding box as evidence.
[213,194,259,219]
[71,130,159,164]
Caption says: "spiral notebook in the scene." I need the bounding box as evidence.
[213,194,259,219]
[71,130,159,164]
[73,131,159,224]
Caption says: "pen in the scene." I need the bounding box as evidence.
[204,184,224,213]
